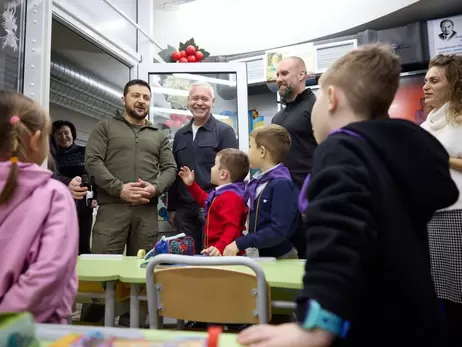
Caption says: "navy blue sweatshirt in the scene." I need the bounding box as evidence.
[235,177,299,257]
[295,119,457,347]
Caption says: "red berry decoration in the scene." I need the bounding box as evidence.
[171,51,181,61]
[165,38,210,63]
[194,51,204,62]
[186,45,196,56]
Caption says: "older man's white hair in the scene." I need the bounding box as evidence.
[188,81,215,99]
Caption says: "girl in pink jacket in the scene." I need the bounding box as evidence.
[0,90,78,323]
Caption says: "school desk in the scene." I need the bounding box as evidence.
[117,257,304,328]
[37,323,239,346]
[76,256,305,328]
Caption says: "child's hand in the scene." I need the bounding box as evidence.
[201,246,221,256]
[223,242,239,256]
[178,166,195,186]
[238,323,334,347]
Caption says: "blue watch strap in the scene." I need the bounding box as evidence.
[302,299,350,339]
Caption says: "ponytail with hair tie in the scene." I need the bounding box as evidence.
[0,115,21,204]
[9,115,20,164]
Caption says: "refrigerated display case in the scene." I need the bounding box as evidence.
[140,63,248,151]
[139,62,249,223]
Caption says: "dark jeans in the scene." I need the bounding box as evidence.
[78,207,93,255]
[174,206,205,254]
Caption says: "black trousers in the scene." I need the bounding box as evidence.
[443,299,462,346]
[174,206,205,254]
[78,207,93,255]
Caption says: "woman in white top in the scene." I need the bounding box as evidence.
[421,54,462,343]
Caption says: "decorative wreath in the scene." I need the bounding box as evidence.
[157,38,210,63]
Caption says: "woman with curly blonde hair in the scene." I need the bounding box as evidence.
[421,54,462,343]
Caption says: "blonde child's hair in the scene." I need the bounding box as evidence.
[320,44,401,120]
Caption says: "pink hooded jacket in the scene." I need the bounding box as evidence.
[0,161,78,323]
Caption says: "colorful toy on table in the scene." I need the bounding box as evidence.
[50,326,222,346]
[138,233,196,268]
[0,312,39,347]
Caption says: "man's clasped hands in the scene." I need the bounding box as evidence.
[119,179,157,205]
[68,177,157,206]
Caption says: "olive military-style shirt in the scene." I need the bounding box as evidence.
[85,111,177,205]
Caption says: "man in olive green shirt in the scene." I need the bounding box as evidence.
[85,79,177,256]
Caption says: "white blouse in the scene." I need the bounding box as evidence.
[421,103,462,210]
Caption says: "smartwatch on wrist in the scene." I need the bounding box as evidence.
[301,299,350,339]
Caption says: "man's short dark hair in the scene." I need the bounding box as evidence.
[440,19,454,29]
[52,120,77,140]
[123,79,151,96]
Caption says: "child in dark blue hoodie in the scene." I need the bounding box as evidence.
[238,45,457,347]
[223,124,299,259]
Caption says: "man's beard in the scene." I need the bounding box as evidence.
[278,84,295,101]
[126,105,148,119]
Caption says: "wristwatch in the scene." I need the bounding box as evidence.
[301,299,350,338]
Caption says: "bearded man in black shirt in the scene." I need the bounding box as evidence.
[272,56,317,259]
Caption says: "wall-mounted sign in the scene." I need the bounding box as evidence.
[264,43,315,83]
[427,14,462,56]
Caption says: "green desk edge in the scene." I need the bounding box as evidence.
[77,256,305,290]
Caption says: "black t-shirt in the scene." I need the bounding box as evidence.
[272,89,317,189]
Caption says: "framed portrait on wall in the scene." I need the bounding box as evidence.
[264,43,315,83]
[427,14,462,56]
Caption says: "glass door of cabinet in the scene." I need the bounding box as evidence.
[143,62,249,153]
[142,62,248,225]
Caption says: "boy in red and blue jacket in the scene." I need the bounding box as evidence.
[178,148,249,256]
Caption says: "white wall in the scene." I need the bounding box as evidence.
[248,93,278,125]
[53,0,138,53]
[50,104,98,146]
[153,0,418,55]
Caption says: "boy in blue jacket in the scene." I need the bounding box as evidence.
[223,124,299,259]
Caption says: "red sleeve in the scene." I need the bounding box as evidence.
[186,181,209,207]
[213,193,246,254]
